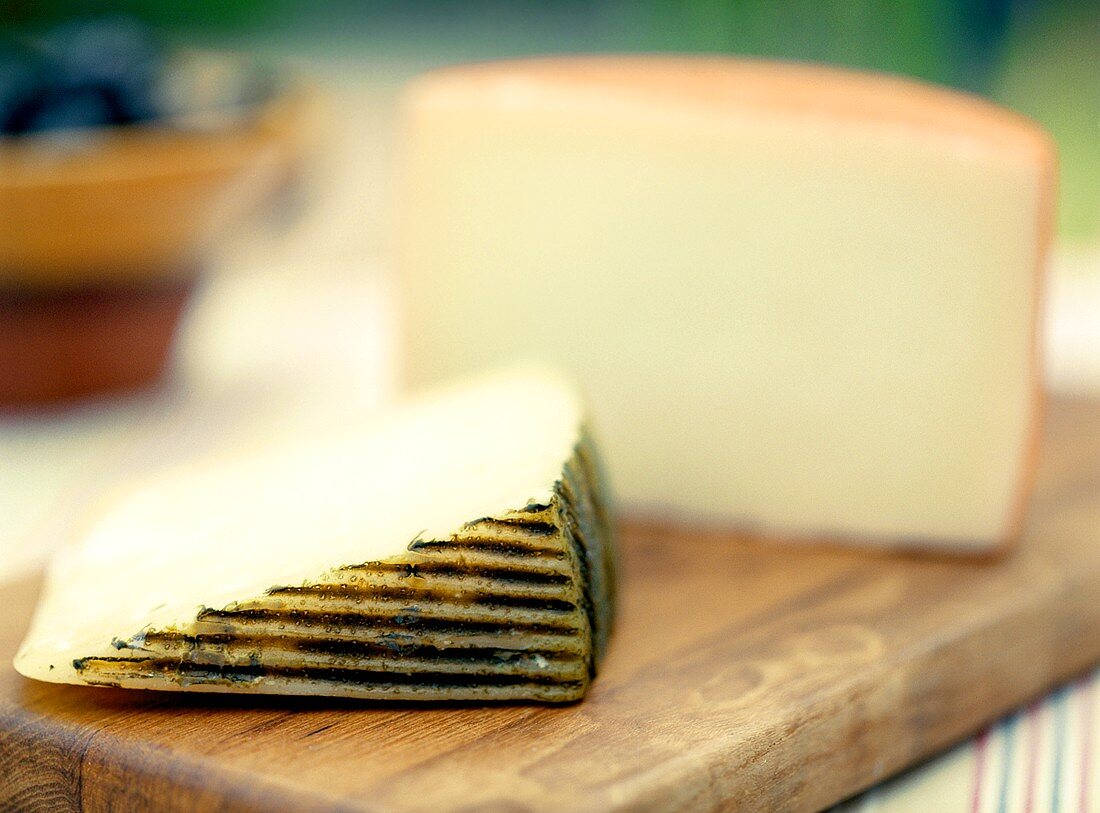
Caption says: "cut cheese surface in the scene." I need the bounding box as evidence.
[15,371,616,702]
[399,56,1056,552]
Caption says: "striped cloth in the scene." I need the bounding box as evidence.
[837,674,1097,812]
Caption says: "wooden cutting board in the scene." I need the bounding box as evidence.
[3,397,1100,813]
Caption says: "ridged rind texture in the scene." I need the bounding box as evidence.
[71,432,616,703]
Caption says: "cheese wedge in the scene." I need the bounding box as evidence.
[399,57,1056,552]
[15,372,616,703]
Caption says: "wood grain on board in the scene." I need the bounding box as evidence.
[2,397,1100,813]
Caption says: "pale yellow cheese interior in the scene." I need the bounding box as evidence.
[15,370,593,687]
[399,57,1054,550]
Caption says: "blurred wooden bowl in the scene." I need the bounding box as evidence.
[0,60,310,407]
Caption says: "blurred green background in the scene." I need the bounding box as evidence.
[3,0,1097,240]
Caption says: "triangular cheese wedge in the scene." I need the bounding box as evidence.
[15,371,616,703]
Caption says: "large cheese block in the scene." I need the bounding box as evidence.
[399,57,1056,553]
[15,371,616,703]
